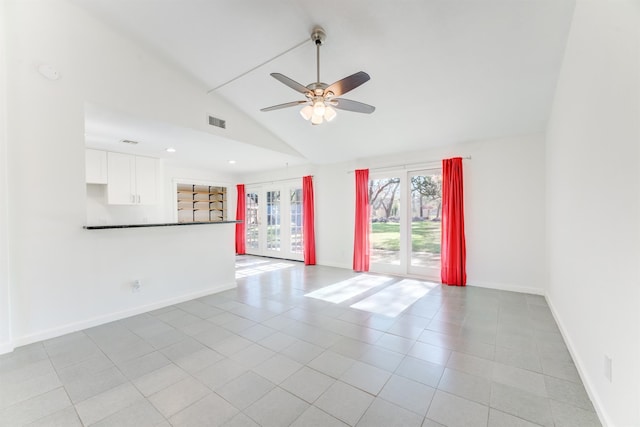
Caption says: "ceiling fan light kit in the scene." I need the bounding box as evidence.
[261,26,375,125]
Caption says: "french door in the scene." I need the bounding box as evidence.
[370,169,442,280]
[245,182,304,261]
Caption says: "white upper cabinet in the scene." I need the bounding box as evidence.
[85,149,108,184]
[106,152,135,204]
[134,156,158,205]
[106,152,158,205]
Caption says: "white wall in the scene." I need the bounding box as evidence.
[86,184,165,226]
[545,1,640,425]
[2,0,271,350]
[0,0,12,353]
[13,225,237,347]
[242,134,547,294]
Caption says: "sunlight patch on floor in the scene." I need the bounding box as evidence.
[304,274,394,304]
[235,262,295,279]
[350,279,439,317]
[235,259,271,268]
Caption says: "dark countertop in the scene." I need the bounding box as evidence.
[84,220,241,230]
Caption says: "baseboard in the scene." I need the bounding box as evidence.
[10,281,237,351]
[316,261,352,270]
[0,341,14,355]
[545,295,611,427]
[467,280,545,295]
[313,264,547,296]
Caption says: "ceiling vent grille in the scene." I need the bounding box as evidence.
[208,115,226,129]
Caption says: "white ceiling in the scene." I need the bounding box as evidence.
[84,103,307,174]
[76,0,576,168]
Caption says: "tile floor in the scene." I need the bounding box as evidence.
[0,256,601,426]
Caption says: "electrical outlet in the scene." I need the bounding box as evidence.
[604,355,612,382]
[132,279,141,293]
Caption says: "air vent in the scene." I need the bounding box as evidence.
[208,115,226,129]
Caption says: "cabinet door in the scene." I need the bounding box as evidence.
[85,149,107,184]
[107,152,135,204]
[135,156,158,205]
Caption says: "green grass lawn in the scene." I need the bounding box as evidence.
[371,221,441,253]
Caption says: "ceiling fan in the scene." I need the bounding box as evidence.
[261,26,375,125]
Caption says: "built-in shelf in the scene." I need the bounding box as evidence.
[178,208,224,212]
[178,190,226,196]
[177,183,227,223]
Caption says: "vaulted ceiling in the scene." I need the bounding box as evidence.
[75,0,576,166]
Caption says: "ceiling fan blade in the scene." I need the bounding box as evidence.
[332,98,375,114]
[325,71,370,97]
[270,73,311,95]
[261,100,308,112]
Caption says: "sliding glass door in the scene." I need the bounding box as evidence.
[245,181,303,261]
[369,175,403,273]
[369,168,441,280]
[408,170,442,278]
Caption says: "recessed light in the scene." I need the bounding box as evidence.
[228,160,236,164]
[166,147,176,153]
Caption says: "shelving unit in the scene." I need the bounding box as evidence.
[177,184,227,223]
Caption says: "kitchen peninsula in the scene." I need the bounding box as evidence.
[70,144,241,349]
[84,220,239,229]
[74,218,240,342]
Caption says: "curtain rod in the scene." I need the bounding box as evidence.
[346,156,472,174]
[243,175,313,186]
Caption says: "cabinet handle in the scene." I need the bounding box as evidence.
[137,195,141,204]
[131,194,135,203]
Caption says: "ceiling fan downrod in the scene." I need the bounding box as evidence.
[311,26,326,85]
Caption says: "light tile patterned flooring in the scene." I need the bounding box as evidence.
[0,256,601,426]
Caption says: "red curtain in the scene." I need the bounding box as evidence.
[303,176,316,265]
[441,158,466,286]
[235,184,246,255]
[353,169,370,272]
